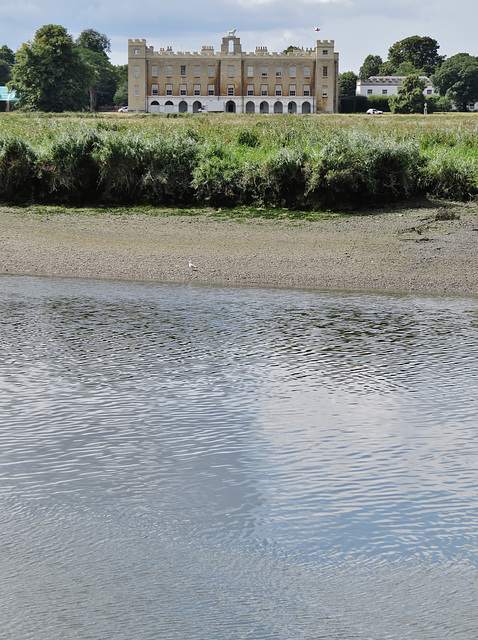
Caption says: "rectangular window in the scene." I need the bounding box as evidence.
[227,85,234,96]
[427,89,432,94]
[180,84,187,95]
[304,66,310,78]
[208,84,215,96]
[322,85,328,97]
[261,84,268,96]
[194,84,201,95]
[180,65,186,76]
[134,48,139,55]
[275,84,282,96]
[322,66,328,78]
[322,49,328,56]
[152,65,158,77]
[133,65,140,78]
[290,66,296,78]
[303,84,310,96]
[166,65,172,77]
[289,84,296,96]
[382,89,388,95]
[134,84,139,97]
[247,84,254,96]
[276,66,282,77]
[247,65,254,77]
[367,89,373,95]
[228,65,235,77]
[208,65,215,77]
[194,65,200,77]
[166,84,173,95]
[152,84,159,95]
[261,66,268,77]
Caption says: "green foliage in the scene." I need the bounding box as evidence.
[388,36,444,76]
[0,45,15,66]
[304,130,421,209]
[0,59,10,84]
[420,150,477,199]
[432,53,478,111]
[75,29,111,55]
[0,136,37,202]
[359,55,383,80]
[389,75,426,114]
[339,71,358,97]
[10,24,94,112]
[237,128,260,147]
[424,94,451,113]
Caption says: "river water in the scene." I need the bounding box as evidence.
[1,275,477,639]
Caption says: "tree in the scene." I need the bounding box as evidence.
[388,36,444,76]
[113,64,128,106]
[75,28,111,55]
[432,53,478,111]
[0,45,15,65]
[389,75,426,114]
[75,30,115,110]
[359,55,383,80]
[339,71,357,97]
[10,24,94,111]
[0,59,11,84]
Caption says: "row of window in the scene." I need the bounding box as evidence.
[146,84,329,97]
[366,88,433,95]
[134,64,328,79]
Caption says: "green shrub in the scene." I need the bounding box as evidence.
[420,150,477,200]
[37,128,100,203]
[305,130,421,209]
[0,136,37,202]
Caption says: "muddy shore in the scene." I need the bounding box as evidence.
[1,202,477,296]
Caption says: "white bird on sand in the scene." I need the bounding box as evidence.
[189,260,197,270]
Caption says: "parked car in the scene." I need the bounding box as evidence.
[118,106,128,112]
[366,108,383,115]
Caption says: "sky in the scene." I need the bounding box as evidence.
[1,0,477,74]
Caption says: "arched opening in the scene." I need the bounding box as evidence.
[150,100,160,114]
[302,101,311,114]
[193,101,202,113]
[229,39,234,53]
[273,101,283,114]
[288,101,297,114]
[260,101,269,114]
[179,101,188,113]
[164,100,174,113]
[226,100,236,113]
[245,101,255,113]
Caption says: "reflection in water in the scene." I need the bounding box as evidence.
[1,275,478,639]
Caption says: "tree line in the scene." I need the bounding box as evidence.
[1,25,128,112]
[339,35,478,113]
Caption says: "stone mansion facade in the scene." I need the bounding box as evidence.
[128,32,339,114]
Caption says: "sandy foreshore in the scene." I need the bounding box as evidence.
[1,202,477,295]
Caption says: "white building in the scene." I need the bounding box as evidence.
[356,76,434,98]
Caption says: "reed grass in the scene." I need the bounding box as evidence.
[0,112,477,210]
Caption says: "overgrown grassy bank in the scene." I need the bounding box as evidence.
[1,112,477,210]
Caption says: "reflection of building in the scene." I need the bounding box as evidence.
[356,76,434,98]
[128,33,339,114]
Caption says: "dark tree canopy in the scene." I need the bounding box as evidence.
[388,36,444,76]
[75,29,111,55]
[0,45,15,65]
[432,53,478,111]
[10,24,94,112]
[0,59,11,84]
[339,71,357,97]
[358,54,383,79]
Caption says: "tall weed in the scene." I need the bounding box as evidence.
[0,136,37,203]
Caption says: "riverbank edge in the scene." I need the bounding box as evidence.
[1,202,478,296]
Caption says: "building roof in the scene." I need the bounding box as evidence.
[359,76,432,86]
[0,86,19,101]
